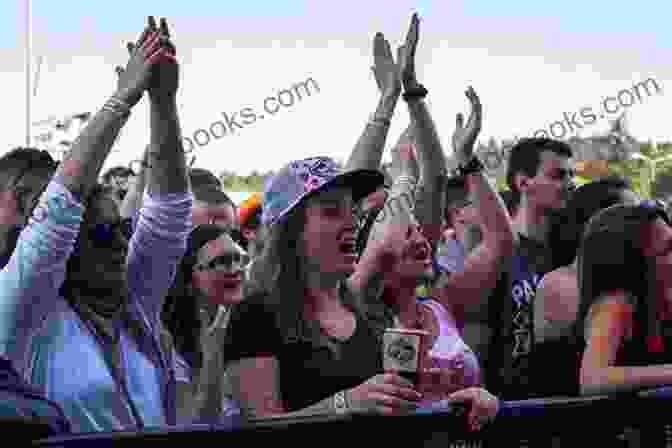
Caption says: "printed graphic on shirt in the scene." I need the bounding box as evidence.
[510,272,541,361]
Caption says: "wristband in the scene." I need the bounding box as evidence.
[334,390,348,414]
[402,84,428,102]
[457,156,484,177]
[102,96,131,118]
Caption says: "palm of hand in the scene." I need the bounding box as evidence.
[452,87,482,164]
[372,33,401,96]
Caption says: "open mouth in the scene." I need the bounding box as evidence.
[339,240,357,255]
[220,273,242,289]
[412,246,431,262]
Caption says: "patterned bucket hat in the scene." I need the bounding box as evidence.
[262,157,384,227]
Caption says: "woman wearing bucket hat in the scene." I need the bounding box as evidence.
[223,156,426,417]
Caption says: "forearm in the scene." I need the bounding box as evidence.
[466,172,514,253]
[249,394,346,420]
[147,98,189,195]
[345,93,399,172]
[57,93,131,198]
[120,151,149,219]
[406,99,446,244]
[581,365,672,396]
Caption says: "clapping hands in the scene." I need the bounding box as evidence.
[114,16,178,107]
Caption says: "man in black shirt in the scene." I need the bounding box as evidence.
[483,138,575,399]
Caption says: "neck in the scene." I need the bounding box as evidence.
[384,277,420,324]
[513,200,551,244]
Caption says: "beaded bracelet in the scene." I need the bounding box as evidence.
[102,96,131,118]
[369,114,392,128]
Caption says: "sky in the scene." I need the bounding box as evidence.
[1,0,670,175]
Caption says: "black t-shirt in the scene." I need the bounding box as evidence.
[222,288,383,412]
[486,234,553,400]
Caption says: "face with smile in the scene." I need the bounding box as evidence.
[392,222,434,284]
[192,233,249,307]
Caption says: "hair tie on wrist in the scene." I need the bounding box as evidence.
[402,84,428,101]
[457,156,484,177]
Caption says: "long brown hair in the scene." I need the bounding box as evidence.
[247,200,368,349]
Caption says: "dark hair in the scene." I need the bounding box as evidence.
[193,185,235,209]
[189,168,222,190]
[0,147,57,192]
[162,224,227,369]
[0,148,57,266]
[506,138,573,203]
[576,203,668,344]
[498,190,519,215]
[102,166,135,184]
[549,177,633,268]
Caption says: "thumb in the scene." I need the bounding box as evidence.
[447,387,476,403]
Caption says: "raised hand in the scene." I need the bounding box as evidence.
[371,33,401,98]
[397,13,421,90]
[451,87,482,165]
[115,16,170,107]
[148,17,179,102]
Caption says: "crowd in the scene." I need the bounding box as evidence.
[0,13,671,441]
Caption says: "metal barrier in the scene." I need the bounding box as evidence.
[26,388,672,447]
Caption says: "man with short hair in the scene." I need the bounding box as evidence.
[478,137,575,400]
[0,147,57,267]
[101,166,136,203]
[192,185,238,232]
[189,168,222,191]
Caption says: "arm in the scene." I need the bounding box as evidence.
[345,33,401,172]
[227,358,421,419]
[435,88,514,309]
[348,149,418,300]
[58,23,164,200]
[120,146,150,219]
[0,182,83,359]
[580,292,672,395]
[407,99,446,245]
[437,171,514,308]
[126,19,191,321]
[395,13,446,245]
[227,357,341,418]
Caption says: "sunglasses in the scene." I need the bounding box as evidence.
[194,252,250,272]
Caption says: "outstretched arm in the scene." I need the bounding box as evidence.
[346,33,401,172]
